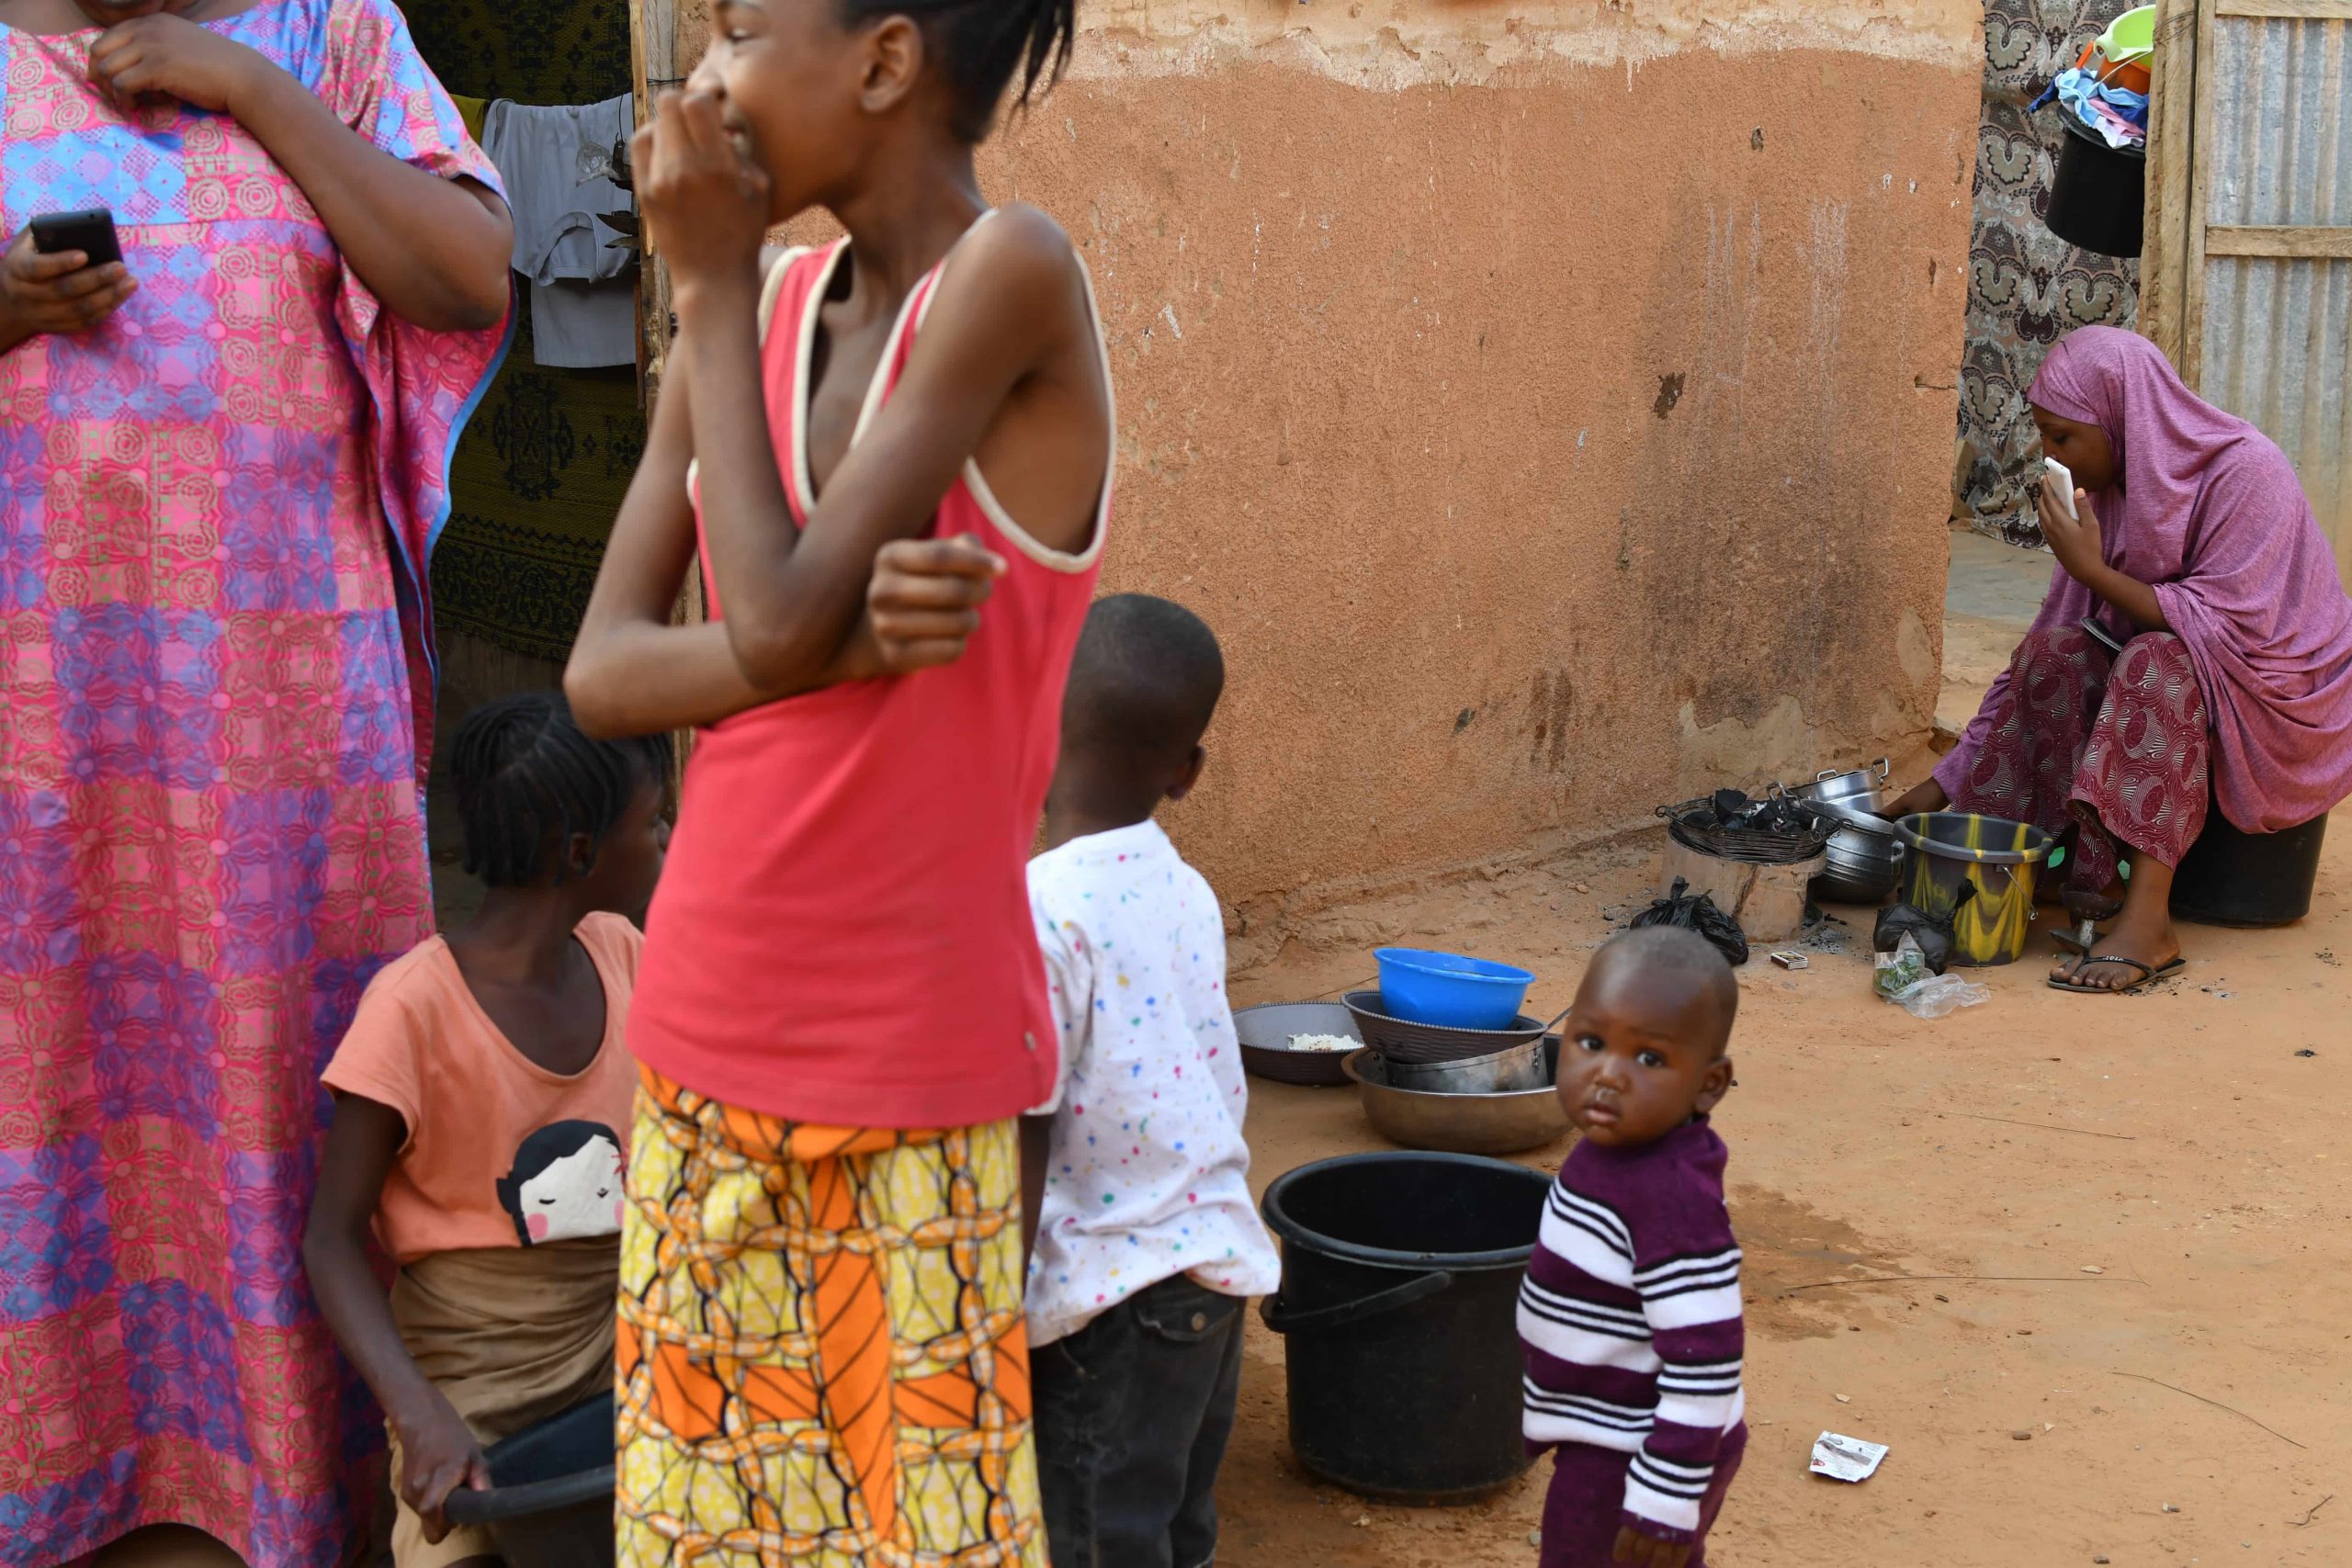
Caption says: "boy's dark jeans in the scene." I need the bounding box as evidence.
[1033,1272,1248,1568]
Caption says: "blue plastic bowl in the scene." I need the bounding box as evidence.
[1373,948,1535,1031]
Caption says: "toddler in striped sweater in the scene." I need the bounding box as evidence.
[1520,928,1746,1568]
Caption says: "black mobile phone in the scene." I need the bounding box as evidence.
[29,209,122,268]
[2080,617,2124,658]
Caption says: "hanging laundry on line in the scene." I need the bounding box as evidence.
[482,93,640,369]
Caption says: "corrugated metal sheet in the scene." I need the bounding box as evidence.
[2199,10,2352,582]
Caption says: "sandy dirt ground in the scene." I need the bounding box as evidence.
[126,814,2352,1568]
[115,535,2350,1568]
[1214,791,2352,1568]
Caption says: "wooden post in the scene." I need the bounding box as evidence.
[2139,0,2199,365]
[627,0,702,784]
[2181,0,2221,387]
[628,0,678,403]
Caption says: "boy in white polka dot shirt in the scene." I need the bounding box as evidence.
[1024,594,1282,1568]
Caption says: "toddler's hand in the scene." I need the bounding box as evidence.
[866,535,1009,674]
[393,1392,491,1544]
[636,89,770,301]
[1612,1525,1694,1568]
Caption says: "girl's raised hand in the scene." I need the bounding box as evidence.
[636,89,771,302]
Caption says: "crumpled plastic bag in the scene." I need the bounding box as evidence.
[1875,934,1990,1018]
[1630,876,1750,967]
[1887,973,1992,1020]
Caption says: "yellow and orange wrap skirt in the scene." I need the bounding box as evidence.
[616,1069,1046,1566]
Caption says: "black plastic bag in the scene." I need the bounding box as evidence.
[1871,885,1974,977]
[1630,877,1750,967]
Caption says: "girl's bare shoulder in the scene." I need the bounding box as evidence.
[947,203,1088,318]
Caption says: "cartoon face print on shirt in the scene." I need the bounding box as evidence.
[495,1120,626,1245]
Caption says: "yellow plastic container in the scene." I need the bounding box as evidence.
[1894,813,2054,966]
[2098,6,2157,65]
[2066,6,2155,97]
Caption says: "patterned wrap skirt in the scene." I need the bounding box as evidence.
[1935,626,2211,888]
[616,1069,1046,1567]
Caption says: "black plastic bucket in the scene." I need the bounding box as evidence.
[2170,811,2329,928]
[1259,1151,1552,1503]
[2045,114,2146,257]
[442,1394,616,1568]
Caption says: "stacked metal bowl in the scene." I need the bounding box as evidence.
[1337,992,1570,1155]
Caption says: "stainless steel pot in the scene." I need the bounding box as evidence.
[1791,758,1893,816]
[1809,798,1904,905]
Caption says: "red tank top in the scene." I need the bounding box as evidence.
[629,227,1110,1126]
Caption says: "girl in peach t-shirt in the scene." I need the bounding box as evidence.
[302,694,670,1566]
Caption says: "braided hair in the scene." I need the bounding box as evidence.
[449,693,673,889]
[839,0,1078,143]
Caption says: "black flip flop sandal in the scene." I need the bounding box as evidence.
[2048,954,2186,995]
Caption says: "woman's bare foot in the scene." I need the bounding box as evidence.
[2050,917,2182,990]
[2049,853,2181,991]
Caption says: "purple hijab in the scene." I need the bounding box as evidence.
[1957,327,2352,832]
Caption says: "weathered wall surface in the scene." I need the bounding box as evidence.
[685,0,1982,937]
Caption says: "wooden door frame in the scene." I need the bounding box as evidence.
[2143,0,2352,375]
[628,0,704,779]
[2139,0,2198,364]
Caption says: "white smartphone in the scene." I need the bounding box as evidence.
[2044,457,2079,520]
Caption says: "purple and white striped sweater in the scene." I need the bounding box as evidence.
[1518,1116,1744,1543]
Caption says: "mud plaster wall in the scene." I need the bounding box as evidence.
[677,0,1982,937]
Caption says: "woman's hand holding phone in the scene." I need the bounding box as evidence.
[2039,460,2106,588]
[0,228,135,353]
[2044,457,2079,521]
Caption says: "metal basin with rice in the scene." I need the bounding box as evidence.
[1234,1001,1363,1088]
[1344,1043,1572,1156]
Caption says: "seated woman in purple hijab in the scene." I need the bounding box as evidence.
[1889,327,2352,994]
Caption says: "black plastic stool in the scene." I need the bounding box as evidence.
[2170,811,2329,928]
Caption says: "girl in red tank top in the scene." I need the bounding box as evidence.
[564,0,1106,1561]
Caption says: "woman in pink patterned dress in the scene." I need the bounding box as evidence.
[0,0,509,1561]
[1892,329,2352,994]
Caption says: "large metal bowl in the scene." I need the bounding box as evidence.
[1344,1044,1573,1156]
